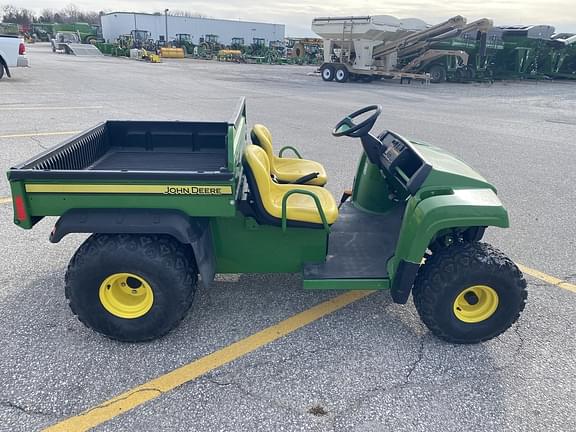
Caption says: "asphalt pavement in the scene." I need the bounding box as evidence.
[0,44,574,432]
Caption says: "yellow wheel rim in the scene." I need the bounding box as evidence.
[453,285,499,323]
[99,273,154,319]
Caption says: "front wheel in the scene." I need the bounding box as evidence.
[65,234,198,342]
[412,242,527,344]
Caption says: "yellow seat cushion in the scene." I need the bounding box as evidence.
[244,145,338,225]
[251,124,328,186]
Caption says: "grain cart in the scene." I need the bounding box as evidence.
[7,99,527,344]
[313,15,473,83]
[490,25,557,79]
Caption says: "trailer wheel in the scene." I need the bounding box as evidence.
[321,65,335,81]
[335,67,349,83]
[65,234,198,342]
[412,242,527,344]
[428,65,447,83]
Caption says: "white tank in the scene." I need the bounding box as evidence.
[312,15,428,43]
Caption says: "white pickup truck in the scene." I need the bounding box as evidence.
[0,35,30,79]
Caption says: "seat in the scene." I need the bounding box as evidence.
[243,145,338,226]
[250,124,328,186]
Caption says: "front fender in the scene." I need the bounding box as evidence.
[389,188,509,303]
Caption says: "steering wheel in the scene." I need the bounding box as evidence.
[332,105,382,138]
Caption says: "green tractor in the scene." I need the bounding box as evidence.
[197,34,222,58]
[6,100,527,344]
[173,33,194,55]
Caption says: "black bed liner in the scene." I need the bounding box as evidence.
[8,120,233,181]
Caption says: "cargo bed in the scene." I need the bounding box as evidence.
[9,120,233,181]
[7,99,248,228]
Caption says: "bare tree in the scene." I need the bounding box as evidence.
[166,10,207,19]
[1,4,35,24]
[39,8,55,23]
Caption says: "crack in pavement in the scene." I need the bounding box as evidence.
[201,376,304,417]
[0,399,55,417]
[79,387,163,416]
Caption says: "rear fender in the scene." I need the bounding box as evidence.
[389,188,509,303]
[50,209,216,286]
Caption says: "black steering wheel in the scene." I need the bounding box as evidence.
[332,105,382,138]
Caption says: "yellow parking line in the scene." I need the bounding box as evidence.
[43,290,375,432]
[0,131,80,139]
[0,197,11,205]
[518,264,576,293]
[34,262,576,431]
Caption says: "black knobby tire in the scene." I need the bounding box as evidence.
[321,65,335,81]
[412,242,527,344]
[65,234,198,342]
[428,64,447,83]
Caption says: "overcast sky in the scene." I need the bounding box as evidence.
[9,0,576,35]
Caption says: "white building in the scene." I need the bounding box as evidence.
[101,12,285,46]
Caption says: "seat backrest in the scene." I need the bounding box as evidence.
[243,144,272,198]
[250,124,275,161]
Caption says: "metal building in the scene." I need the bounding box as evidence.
[101,12,285,46]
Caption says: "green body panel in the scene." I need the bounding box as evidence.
[352,153,397,213]
[412,141,496,192]
[23,189,236,218]
[211,214,327,273]
[303,279,389,290]
[390,188,508,272]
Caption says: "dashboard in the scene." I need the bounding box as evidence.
[377,131,432,195]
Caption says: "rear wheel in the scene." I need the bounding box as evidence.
[428,64,447,83]
[413,242,527,344]
[335,67,349,83]
[321,65,335,81]
[65,234,198,342]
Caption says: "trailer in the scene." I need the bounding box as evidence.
[312,15,477,83]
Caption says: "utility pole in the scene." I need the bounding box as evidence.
[164,9,169,44]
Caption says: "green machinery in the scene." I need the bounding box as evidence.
[31,23,54,41]
[100,30,157,57]
[286,38,323,65]
[6,99,527,344]
[173,33,194,55]
[486,25,576,79]
[0,22,19,36]
[197,34,222,58]
[230,37,245,51]
[52,23,100,44]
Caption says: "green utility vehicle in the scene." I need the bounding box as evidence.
[7,99,527,344]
